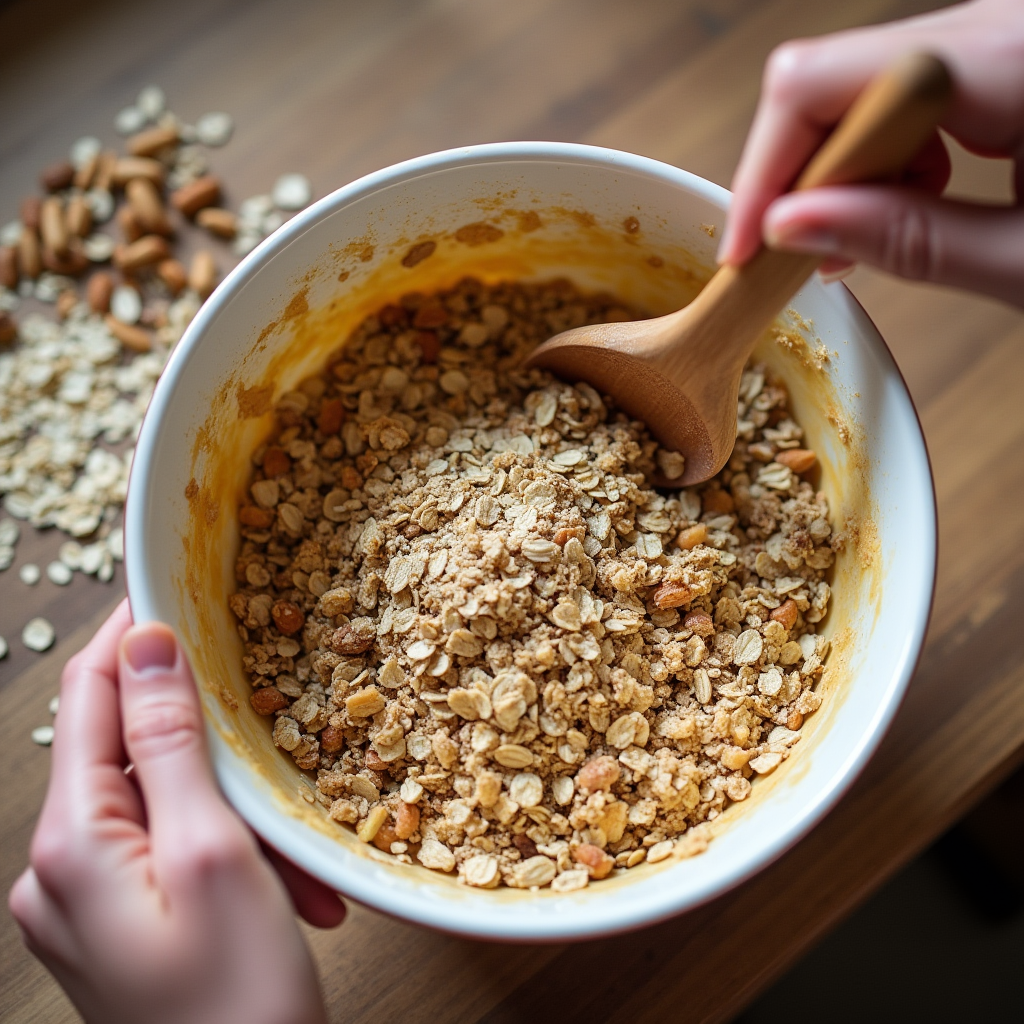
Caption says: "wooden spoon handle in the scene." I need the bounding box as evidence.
[673,52,953,377]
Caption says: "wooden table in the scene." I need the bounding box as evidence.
[2,0,1022,1020]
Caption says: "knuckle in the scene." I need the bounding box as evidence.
[8,874,36,929]
[29,830,81,891]
[174,828,254,882]
[123,701,202,759]
[763,41,810,97]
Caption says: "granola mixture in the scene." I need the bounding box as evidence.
[230,277,834,892]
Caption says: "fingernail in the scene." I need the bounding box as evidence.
[764,223,840,255]
[123,626,177,673]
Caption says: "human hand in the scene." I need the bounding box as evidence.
[9,600,344,1024]
[718,0,1024,306]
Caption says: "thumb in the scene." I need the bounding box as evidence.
[118,623,225,843]
[763,186,1024,307]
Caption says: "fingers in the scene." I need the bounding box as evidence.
[49,600,133,788]
[763,185,1024,306]
[117,623,227,854]
[720,32,910,266]
[9,868,76,967]
[260,842,346,929]
[37,600,135,843]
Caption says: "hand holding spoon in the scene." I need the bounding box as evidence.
[526,52,953,485]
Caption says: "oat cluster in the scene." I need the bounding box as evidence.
[231,277,835,891]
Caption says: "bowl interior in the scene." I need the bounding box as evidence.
[126,146,935,940]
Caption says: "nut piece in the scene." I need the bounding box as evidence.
[196,207,237,239]
[40,197,69,256]
[87,272,114,313]
[250,686,288,715]
[126,178,171,235]
[17,227,41,279]
[573,843,615,880]
[330,625,375,655]
[675,523,707,550]
[0,311,16,346]
[170,175,222,217]
[651,582,692,609]
[126,125,179,157]
[65,195,93,237]
[775,448,817,474]
[394,802,420,839]
[317,398,345,435]
[770,598,799,630]
[114,234,170,270]
[0,246,17,289]
[56,290,78,320]
[157,258,187,295]
[262,446,291,476]
[576,755,619,793]
[320,725,345,754]
[188,249,217,298]
[684,609,714,636]
[105,315,152,353]
[111,157,165,187]
[41,160,75,191]
[356,804,388,843]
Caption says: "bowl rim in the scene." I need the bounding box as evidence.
[125,141,937,940]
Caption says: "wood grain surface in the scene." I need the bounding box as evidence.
[2,1,1022,1022]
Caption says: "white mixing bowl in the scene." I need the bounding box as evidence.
[125,142,936,941]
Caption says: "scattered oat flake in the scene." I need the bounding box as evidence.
[22,618,56,652]
[195,111,234,147]
[19,563,41,585]
[272,173,312,211]
[31,725,55,746]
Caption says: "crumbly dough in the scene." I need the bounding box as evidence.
[230,277,834,890]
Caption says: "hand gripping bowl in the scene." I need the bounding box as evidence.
[125,143,936,941]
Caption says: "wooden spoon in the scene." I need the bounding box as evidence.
[526,52,953,485]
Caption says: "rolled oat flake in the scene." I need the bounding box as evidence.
[47,561,73,586]
[115,105,146,135]
[19,563,41,585]
[136,85,166,120]
[110,285,143,325]
[31,725,55,747]
[272,173,312,211]
[22,617,56,653]
[195,111,234,146]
